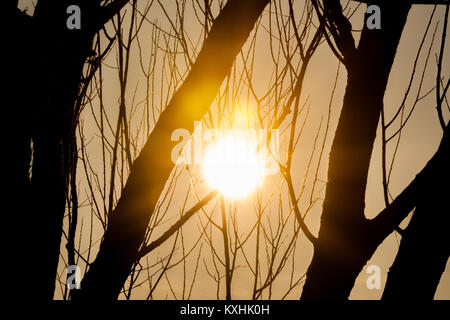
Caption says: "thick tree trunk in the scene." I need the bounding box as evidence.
[300,67,385,299]
[30,136,67,299]
[73,0,270,300]
[301,2,411,299]
[9,1,107,299]
[32,2,99,299]
[382,138,450,300]
[7,5,34,300]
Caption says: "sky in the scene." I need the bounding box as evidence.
[18,0,449,299]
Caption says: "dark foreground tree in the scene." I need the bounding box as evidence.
[382,3,449,299]
[9,0,447,301]
[7,0,130,300]
[302,0,448,299]
[301,0,411,299]
[382,157,450,300]
[72,0,271,300]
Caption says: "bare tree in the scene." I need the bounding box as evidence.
[301,0,449,299]
[73,0,271,300]
[8,0,130,299]
[11,0,448,301]
[382,6,450,299]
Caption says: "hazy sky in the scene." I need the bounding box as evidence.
[18,0,449,299]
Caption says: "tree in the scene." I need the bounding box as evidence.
[301,0,449,299]
[382,6,450,299]
[11,0,448,301]
[301,0,412,299]
[8,0,130,299]
[72,0,271,300]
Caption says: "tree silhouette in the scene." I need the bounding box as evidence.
[8,0,130,299]
[301,0,449,299]
[72,0,271,300]
[10,0,449,301]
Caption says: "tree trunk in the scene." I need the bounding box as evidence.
[301,2,411,299]
[382,137,450,300]
[7,5,34,300]
[9,1,106,299]
[73,0,270,300]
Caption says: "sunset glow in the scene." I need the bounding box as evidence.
[202,133,265,199]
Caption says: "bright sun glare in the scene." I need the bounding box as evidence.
[202,132,266,199]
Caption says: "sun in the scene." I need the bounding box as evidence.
[201,132,266,199]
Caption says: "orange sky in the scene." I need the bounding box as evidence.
[18,0,449,299]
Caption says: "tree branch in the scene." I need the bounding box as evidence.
[94,0,131,32]
[351,0,449,5]
[320,0,357,62]
[137,190,219,259]
[370,126,449,242]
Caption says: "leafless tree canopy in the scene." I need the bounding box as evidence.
[8,0,449,300]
